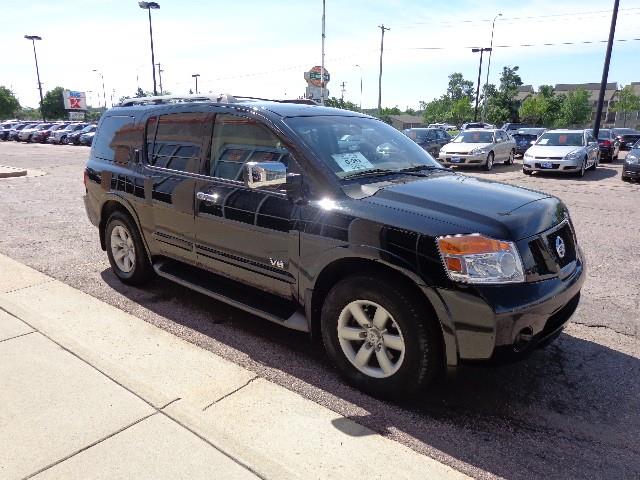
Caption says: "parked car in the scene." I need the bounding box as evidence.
[512,128,546,156]
[439,128,515,170]
[461,122,493,130]
[523,129,599,177]
[501,122,529,133]
[0,122,18,141]
[31,123,67,143]
[427,123,457,132]
[403,128,452,158]
[48,123,88,145]
[8,123,35,141]
[79,130,96,146]
[612,128,640,151]
[18,123,52,142]
[68,124,96,145]
[84,96,584,398]
[593,128,620,162]
[621,139,640,182]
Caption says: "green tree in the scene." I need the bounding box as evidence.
[611,85,640,127]
[446,73,474,101]
[325,97,361,112]
[41,86,66,120]
[484,66,523,124]
[519,96,546,125]
[557,88,591,127]
[420,96,452,124]
[0,86,21,119]
[449,98,473,126]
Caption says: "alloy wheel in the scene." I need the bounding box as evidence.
[110,225,136,273]
[337,300,406,378]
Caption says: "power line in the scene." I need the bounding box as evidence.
[404,37,640,51]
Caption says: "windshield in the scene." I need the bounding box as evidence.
[536,132,584,147]
[597,130,611,140]
[284,116,440,179]
[80,125,95,133]
[452,131,494,143]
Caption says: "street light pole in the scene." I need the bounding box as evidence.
[138,2,160,96]
[320,0,326,105]
[377,24,390,113]
[156,63,164,95]
[355,64,363,111]
[24,35,45,121]
[481,13,502,123]
[593,0,619,138]
[192,74,200,94]
[472,47,491,122]
[92,69,106,108]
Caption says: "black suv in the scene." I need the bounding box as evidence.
[403,128,452,158]
[84,95,585,398]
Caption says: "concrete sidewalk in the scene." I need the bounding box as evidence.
[0,254,468,479]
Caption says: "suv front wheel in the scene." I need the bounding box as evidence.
[105,211,155,285]
[321,275,442,399]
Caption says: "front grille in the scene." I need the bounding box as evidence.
[544,223,576,269]
[534,156,563,160]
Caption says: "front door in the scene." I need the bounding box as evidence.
[194,112,298,299]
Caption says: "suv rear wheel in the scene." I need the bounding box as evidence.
[105,211,154,285]
[321,275,442,399]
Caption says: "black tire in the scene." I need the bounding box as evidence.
[484,152,494,171]
[523,169,532,175]
[576,158,586,177]
[321,275,442,399]
[60,135,67,145]
[105,211,155,286]
[504,149,515,165]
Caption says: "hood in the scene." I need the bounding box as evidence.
[441,142,492,153]
[359,172,563,241]
[526,145,581,157]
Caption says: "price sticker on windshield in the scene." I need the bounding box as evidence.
[332,152,374,173]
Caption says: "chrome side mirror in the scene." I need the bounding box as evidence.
[243,161,287,189]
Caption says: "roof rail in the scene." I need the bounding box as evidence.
[117,93,238,107]
[117,93,318,107]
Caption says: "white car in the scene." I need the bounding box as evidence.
[522,129,599,177]
[439,129,515,171]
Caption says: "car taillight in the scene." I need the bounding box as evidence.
[601,140,611,147]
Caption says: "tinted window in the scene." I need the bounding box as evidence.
[453,131,495,143]
[209,114,288,181]
[536,132,584,147]
[93,116,136,161]
[146,112,206,173]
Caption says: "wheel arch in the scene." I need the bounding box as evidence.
[98,195,151,261]
[308,257,449,366]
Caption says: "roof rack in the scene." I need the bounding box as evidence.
[117,93,318,107]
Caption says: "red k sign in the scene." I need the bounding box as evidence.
[69,98,81,109]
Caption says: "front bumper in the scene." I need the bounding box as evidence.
[432,248,585,365]
[440,152,488,166]
[622,163,640,179]
[523,156,581,173]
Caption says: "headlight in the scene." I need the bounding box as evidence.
[437,234,525,284]
[564,150,582,160]
[471,147,488,155]
[524,152,533,159]
[626,154,639,165]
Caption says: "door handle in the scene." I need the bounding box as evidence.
[196,191,218,203]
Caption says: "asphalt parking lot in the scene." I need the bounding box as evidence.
[0,142,638,479]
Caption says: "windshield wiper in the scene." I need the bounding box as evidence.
[395,165,449,176]
[340,168,397,180]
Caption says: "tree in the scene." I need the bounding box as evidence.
[420,96,452,124]
[0,86,20,119]
[519,96,547,125]
[41,86,66,120]
[449,98,473,126]
[484,66,523,124]
[446,73,474,102]
[557,88,591,128]
[611,85,640,127]
[325,97,361,112]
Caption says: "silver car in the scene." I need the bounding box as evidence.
[439,129,515,171]
[522,129,599,177]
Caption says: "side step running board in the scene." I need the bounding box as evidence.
[153,259,309,333]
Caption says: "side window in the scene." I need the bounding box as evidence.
[209,113,288,181]
[94,115,136,162]
[146,112,206,173]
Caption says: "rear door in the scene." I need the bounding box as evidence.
[193,111,299,299]
[141,111,208,263]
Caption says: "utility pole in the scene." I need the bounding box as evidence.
[482,13,502,123]
[320,0,326,105]
[340,81,346,101]
[472,47,491,122]
[377,24,390,113]
[24,35,45,121]
[156,63,164,95]
[593,0,619,138]
[192,74,200,94]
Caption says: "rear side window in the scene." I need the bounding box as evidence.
[94,116,136,162]
[146,112,206,173]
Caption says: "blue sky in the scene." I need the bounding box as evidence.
[1,0,639,109]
